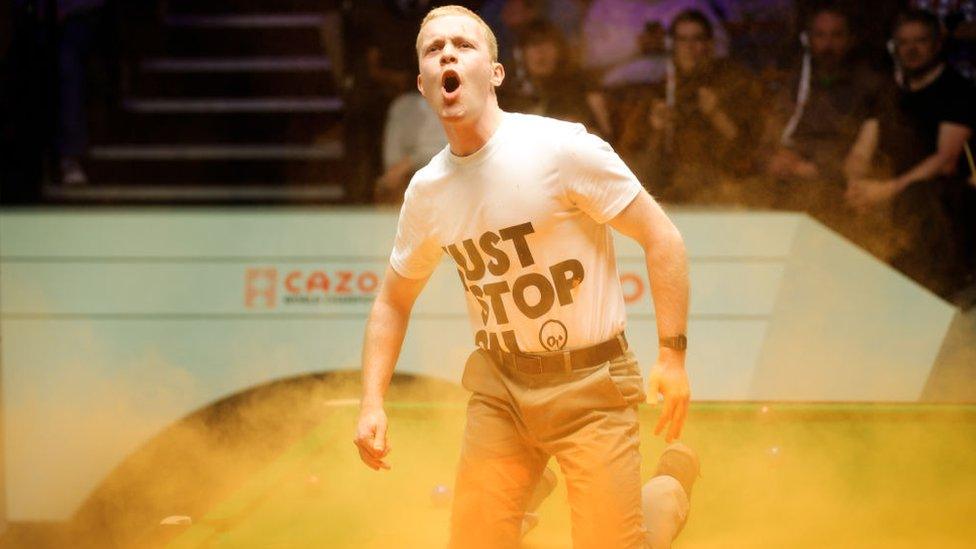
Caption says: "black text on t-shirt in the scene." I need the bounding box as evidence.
[443,221,585,353]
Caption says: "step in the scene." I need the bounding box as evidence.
[89,143,343,161]
[134,68,337,98]
[165,12,328,28]
[81,156,347,185]
[123,96,344,114]
[162,26,322,56]
[101,111,343,143]
[141,56,332,73]
[43,182,345,203]
[165,0,344,14]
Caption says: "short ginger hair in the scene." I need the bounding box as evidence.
[415,5,499,62]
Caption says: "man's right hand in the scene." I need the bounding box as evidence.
[354,403,391,470]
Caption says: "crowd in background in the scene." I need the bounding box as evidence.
[1,0,975,303]
[354,0,976,304]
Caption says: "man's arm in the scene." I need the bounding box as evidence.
[847,122,972,209]
[608,190,690,442]
[843,118,879,181]
[893,122,972,185]
[354,265,431,470]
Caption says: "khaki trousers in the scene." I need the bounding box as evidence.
[448,348,649,549]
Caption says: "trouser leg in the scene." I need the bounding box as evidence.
[449,393,548,549]
[642,475,690,549]
[553,404,646,549]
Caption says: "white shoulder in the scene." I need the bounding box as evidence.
[506,112,587,141]
[405,147,450,194]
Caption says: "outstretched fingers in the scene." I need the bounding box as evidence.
[666,398,689,442]
[647,370,662,406]
[654,396,677,436]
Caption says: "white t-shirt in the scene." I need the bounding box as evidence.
[390,112,643,353]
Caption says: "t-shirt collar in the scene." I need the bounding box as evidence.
[447,112,510,167]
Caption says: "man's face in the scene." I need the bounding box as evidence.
[809,11,852,67]
[416,15,504,122]
[894,22,939,73]
[524,39,559,79]
[672,20,712,74]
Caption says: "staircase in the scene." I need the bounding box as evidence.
[49,0,347,203]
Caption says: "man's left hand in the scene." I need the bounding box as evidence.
[647,355,690,442]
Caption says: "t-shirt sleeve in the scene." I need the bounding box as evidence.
[558,123,643,223]
[941,77,976,129]
[389,182,443,279]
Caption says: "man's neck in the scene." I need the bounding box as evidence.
[443,104,504,157]
[906,62,944,92]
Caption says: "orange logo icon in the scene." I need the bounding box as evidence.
[244,268,278,309]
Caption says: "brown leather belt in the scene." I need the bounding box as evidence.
[488,333,629,375]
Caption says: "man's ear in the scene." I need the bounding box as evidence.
[490,62,505,87]
[417,73,425,96]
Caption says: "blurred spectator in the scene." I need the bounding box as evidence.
[765,4,885,189]
[480,0,588,62]
[910,0,976,79]
[844,9,976,298]
[726,0,796,73]
[499,19,613,136]
[478,0,543,65]
[345,1,452,203]
[618,10,760,199]
[53,0,107,186]
[374,92,447,203]
[581,0,736,88]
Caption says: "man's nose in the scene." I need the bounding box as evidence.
[440,45,457,64]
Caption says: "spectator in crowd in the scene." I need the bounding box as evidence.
[910,0,976,79]
[373,91,447,203]
[844,9,976,298]
[618,9,761,199]
[725,0,797,73]
[765,5,885,190]
[480,0,588,62]
[580,0,736,88]
[345,1,469,203]
[478,0,544,65]
[499,19,613,137]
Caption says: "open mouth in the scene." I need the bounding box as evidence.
[442,71,461,94]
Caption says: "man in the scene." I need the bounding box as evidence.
[581,0,735,88]
[844,9,975,298]
[618,9,761,201]
[353,6,694,549]
[766,5,885,189]
[499,19,613,137]
[374,91,448,203]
